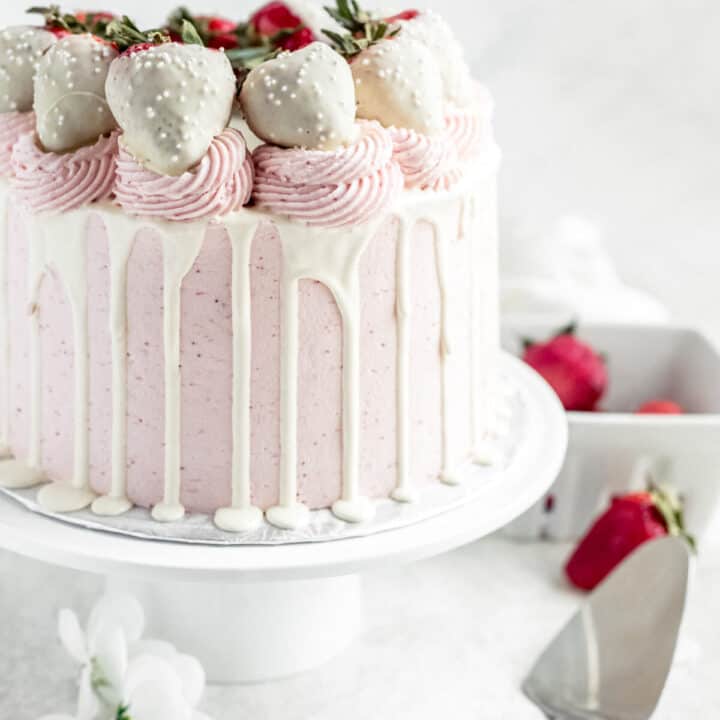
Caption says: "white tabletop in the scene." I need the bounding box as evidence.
[2,533,718,719]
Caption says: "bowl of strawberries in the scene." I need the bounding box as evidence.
[501,322,720,546]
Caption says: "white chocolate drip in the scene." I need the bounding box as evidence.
[0,159,501,527]
[0,184,44,490]
[462,193,486,460]
[392,194,466,491]
[214,216,264,533]
[27,210,97,511]
[91,211,137,516]
[266,218,382,529]
[152,221,206,523]
[391,217,414,502]
[0,184,10,457]
[473,176,502,464]
[435,222,456,484]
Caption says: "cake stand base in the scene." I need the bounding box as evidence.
[0,355,567,685]
[107,573,362,684]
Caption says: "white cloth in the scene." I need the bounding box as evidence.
[501,215,669,325]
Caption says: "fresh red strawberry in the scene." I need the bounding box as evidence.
[205,16,237,33]
[48,27,71,38]
[385,9,420,23]
[522,325,607,411]
[565,486,695,591]
[277,26,314,50]
[636,399,684,414]
[250,1,304,36]
[207,33,240,50]
[75,11,115,24]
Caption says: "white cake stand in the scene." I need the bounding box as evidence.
[0,355,566,684]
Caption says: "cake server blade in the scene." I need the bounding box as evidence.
[523,536,691,720]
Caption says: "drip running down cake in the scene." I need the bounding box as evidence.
[0,2,501,532]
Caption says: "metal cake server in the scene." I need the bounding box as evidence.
[523,536,691,720]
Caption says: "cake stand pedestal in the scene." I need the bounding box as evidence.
[0,357,566,684]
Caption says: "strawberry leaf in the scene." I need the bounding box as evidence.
[649,482,697,553]
[554,320,577,338]
[180,18,204,46]
[105,15,170,51]
[520,336,535,352]
[322,0,402,57]
[27,5,88,33]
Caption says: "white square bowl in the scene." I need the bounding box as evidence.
[500,323,720,542]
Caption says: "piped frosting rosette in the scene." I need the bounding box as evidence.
[390,127,463,192]
[12,131,118,212]
[252,120,403,227]
[0,112,36,177]
[445,85,496,161]
[115,128,254,222]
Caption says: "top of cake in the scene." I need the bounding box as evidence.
[0,2,497,226]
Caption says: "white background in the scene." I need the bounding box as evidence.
[5,0,720,338]
[1,1,719,716]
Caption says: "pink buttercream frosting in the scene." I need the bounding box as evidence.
[115,128,254,222]
[252,121,403,228]
[0,112,36,177]
[445,108,485,160]
[390,127,463,192]
[12,131,118,212]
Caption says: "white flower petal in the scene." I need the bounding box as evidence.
[131,638,177,661]
[127,641,205,708]
[88,594,145,649]
[124,654,183,701]
[94,626,128,707]
[167,653,205,708]
[127,678,193,720]
[76,666,100,720]
[58,609,88,664]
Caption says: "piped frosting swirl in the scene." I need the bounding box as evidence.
[390,127,462,192]
[446,87,496,161]
[11,131,118,212]
[252,121,403,227]
[445,109,484,160]
[114,128,254,222]
[0,111,35,177]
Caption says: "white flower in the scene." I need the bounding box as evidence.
[56,593,142,718]
[121,652,210,720]
[38,593,212,720]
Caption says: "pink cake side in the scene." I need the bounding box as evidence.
[6,203,474,512]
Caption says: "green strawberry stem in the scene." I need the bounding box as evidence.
[322,0,400,57]
[649,482,697,552]
[27,5,88,33]
[521,319,578,352]
[553,320,577,338]
[105,16,170,50]
[27,6,116,39]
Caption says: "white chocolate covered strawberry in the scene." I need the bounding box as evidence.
[240,41,356,150]
[351,34,444,135]
[33,33,118,152]
[0,26,56,113]
[106,42,236,175]
[396,11,474,108]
